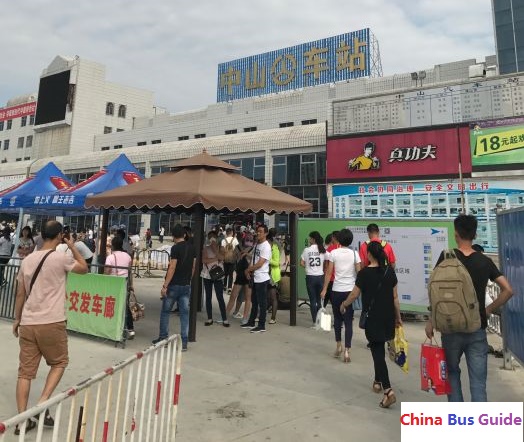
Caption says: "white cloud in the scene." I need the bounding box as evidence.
[0,0,495,113]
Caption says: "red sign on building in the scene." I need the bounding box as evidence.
[327,126,472,182]
[0,102,37,122]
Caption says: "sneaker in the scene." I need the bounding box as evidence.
[240,318,249,325]
[182,343,188,352]
[233,312,243,319]
[152,337,167,345]
[126,330,135,340]
[250,326,266,333]
[223,321,230,328]
[269,319,276,324]
[36,409,54,427]
[216,319,223,324]
[240,322,255,329]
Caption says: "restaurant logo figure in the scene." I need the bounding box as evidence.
[348,141,380,171]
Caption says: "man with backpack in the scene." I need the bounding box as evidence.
[425,214,513,402]
[358,223,396,268]
[221,227,239,295]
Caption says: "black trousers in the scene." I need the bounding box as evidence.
[223,262,235,289]
[369,341,391,390]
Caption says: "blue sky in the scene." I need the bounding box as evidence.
[0,0,495,114]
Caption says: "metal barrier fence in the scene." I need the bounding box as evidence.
[0,335,182,442]
[0,257,23,320]
[486,281,502,336]
[132,249,170,278]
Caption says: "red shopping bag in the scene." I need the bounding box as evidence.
[420,340,452,395]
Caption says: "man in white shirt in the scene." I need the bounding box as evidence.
[241,224,271,333]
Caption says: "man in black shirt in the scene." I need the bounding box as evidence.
[425,215,513,401]
[153,224,196,350]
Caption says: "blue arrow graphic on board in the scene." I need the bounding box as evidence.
[431,229,441,235]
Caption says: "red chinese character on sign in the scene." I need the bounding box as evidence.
[377,186,384,193]
[436,184,443,191]
[406,185,414,193]
[80,292,91,314]
[447,184,454,191]
[92,294,103,316]
[69,291,79,312]
[368,186,375,193]
[358,186,366,194]
[104,296,116,319]
[457,184,465,191]
[387,185,394,193]
[396,185,404,193]
[469,182,477,191]
[481,182,489,190]
[425,184,433,191]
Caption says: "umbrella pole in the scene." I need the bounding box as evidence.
[289,213,297,326]
[189,206,205,342]
[97,208,109,274]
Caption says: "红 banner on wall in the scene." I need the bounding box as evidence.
[470,117,524,169]
[327,126,471,182]
[217,29,371,102]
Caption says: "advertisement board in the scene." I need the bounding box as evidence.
[470,117,524,169]
[66,273,126,342]
[0,102,36,122]
[332,178,524,252]
[296,218,455,313]
[327,126,471,182]
[217,29,370,102]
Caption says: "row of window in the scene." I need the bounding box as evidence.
[103,126,125,134]
[1,156,31,163]
[0,115,35,131]
[105,102,127,118]
[1,135,33,150]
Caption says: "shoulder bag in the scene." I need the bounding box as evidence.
[352,249,363,311]
[25,250,54,299]
[359,267,389,329]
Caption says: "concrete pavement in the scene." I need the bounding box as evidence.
[0,273,522,441]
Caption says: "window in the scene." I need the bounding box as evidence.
[0,159,6,163]
[195,133,206,138]
[118,105,127,118]
[151,139,161,144]
[21,116,27,127]
[24,156,30,160]
[301,119,317,125]
[101,146,110,151]
[3,140,9,150]
[29,114,35,125]
[225,129,237,135]
[114,144,123,149]
[17,137,24,148]
[104,126,112,134]
[116,128,124,132]
[6,120,12,130]
[228,157,265,183]
[178,136,189,141]
[106,102,114,116]
[0,121,3,131]
[243,126,257,132]
[279,122,294,128]
[16,158,22,162]
[137,141,147,146]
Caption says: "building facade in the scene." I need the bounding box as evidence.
[493,0,524,74]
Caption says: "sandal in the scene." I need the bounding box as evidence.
[379,389,397,408]
[372,381,383,393]
[343,348,351,363]
[14,419,37,435]
[333,347,342,358]
[204,320,213,326]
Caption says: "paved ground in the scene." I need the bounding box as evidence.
[0,273,522,441]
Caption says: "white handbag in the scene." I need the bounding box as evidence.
[315,307,332,332]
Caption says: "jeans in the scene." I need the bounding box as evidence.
[248,280,269,328]
[203,278,227,321]
[306,275,323,323]
[331,291,354,347]
[369,341,391,390]
[223,262,235,290]
[442,328,489,402]
[159,285,190,345]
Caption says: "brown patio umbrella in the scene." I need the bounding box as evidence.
[86,151,312,341]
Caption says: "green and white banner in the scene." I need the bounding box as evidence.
[66,273,127,342]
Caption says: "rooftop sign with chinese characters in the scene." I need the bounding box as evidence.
[327,126,472,182]
[217,29,371,102]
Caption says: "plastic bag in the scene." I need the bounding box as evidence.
[387,326,409,373]
[420,339,451,395]
[315,307,332,332]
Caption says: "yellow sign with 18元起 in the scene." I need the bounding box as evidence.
[471,125,524,167]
